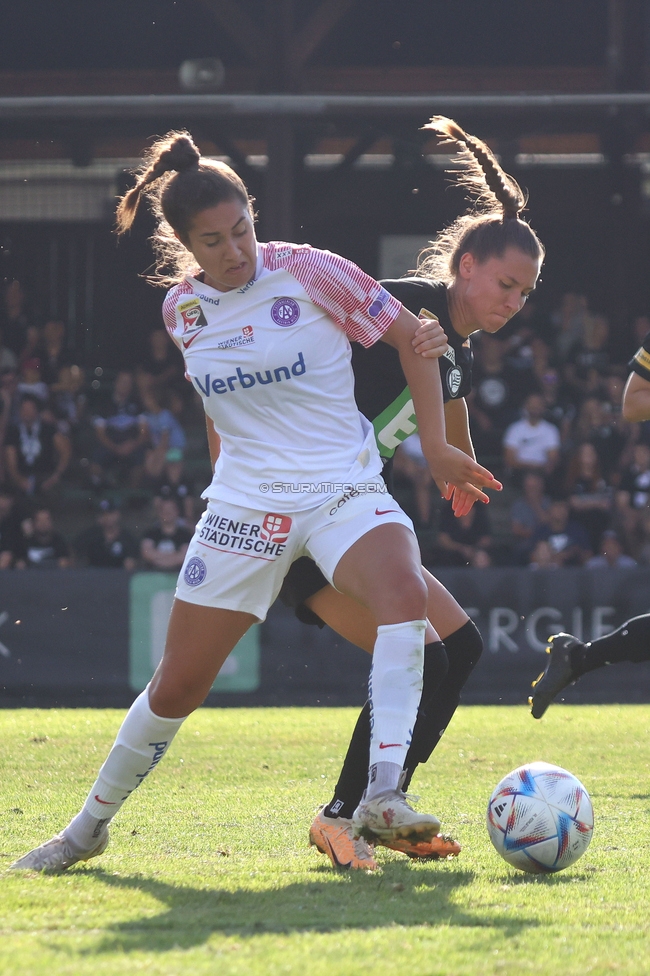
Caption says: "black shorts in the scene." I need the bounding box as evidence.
[278,556,330,626]
[278,460,394,627]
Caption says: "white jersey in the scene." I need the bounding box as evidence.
[163,241,402,512]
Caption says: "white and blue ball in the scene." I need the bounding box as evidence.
[487,762,594,873]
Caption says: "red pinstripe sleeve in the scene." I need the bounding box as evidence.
[260,241,402,347]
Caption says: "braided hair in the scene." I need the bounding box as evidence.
[416,116,543,283]
[116,130,254,286]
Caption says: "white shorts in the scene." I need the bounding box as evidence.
[175,476,414,620]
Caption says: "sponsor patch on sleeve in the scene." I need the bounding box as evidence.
[368,288,389,317]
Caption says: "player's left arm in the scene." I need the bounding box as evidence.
[443,398,481,516]
[444,397,475,460]
[622,371,650,423]
[382,306,499,502]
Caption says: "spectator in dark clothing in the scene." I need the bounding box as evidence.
[529,499,591,567]
[140,386,187,482]
[74,498,139,570]
[14,507,70,569]
[0,487,21,569]
[136,328,185,396]
[510,471,551,561]
[435,500,492,567]
[153,477,198,531]
[4,394,72,498]
[17,357,49,405]
[468,337,521,456]
[565,442,613,553]
[49,365,88,433]
[551,292,590,362]
[586,530,636,569]
[620,443,650,505]
[538,367,575,443]
[564,314,611,400]
[140,496,192,570]
[0,365,20,425]
[0,280,31,358]
[89,371,148,488]
[0,327,17,372]
[574,396,629,483]
[35,319,74,385]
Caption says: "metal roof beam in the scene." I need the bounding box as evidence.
[3,92,650,122]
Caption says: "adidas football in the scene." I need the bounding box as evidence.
[486,761,594,873]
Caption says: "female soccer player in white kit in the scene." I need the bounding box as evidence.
[12,130,498,871]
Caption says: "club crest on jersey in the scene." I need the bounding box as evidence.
[447,366,462,396]
[271,297,300,327]
[260,513,292,544]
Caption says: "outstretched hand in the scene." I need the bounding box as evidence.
[444,484,487,517]
[429,444,502,506]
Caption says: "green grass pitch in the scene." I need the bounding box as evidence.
[2,704,650,976]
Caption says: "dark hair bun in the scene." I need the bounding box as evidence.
[153,137,201,177]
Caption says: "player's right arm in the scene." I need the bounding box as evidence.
[622,371,650,423]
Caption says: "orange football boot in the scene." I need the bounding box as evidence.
[309,809,378,870]
[378,832,461,860]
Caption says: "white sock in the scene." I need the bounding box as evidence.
[65,687,187,851]
[365,761,403,801]
[367,619,426,783]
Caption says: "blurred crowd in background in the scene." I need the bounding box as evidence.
[0,278,201,571]
[1,277,650,572]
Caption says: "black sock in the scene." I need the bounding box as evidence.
[323,640,449,820]
[574,614,650,676]
[401,619,483,792]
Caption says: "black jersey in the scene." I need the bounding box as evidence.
[629,331,650,381]
[351,278,473,460]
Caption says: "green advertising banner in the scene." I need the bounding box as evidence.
[129,573,260,693]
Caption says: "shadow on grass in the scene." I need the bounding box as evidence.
[77,862,539,955]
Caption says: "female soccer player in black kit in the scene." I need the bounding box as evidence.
[530,332,650,720]
[280,117,545,870]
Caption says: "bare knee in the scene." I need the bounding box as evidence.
[374,569,428,625]
[148,671,209,718]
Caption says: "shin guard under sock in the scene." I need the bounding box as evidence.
[367,620,426,795]
[324,638,447,819]
[65,687,187,851]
